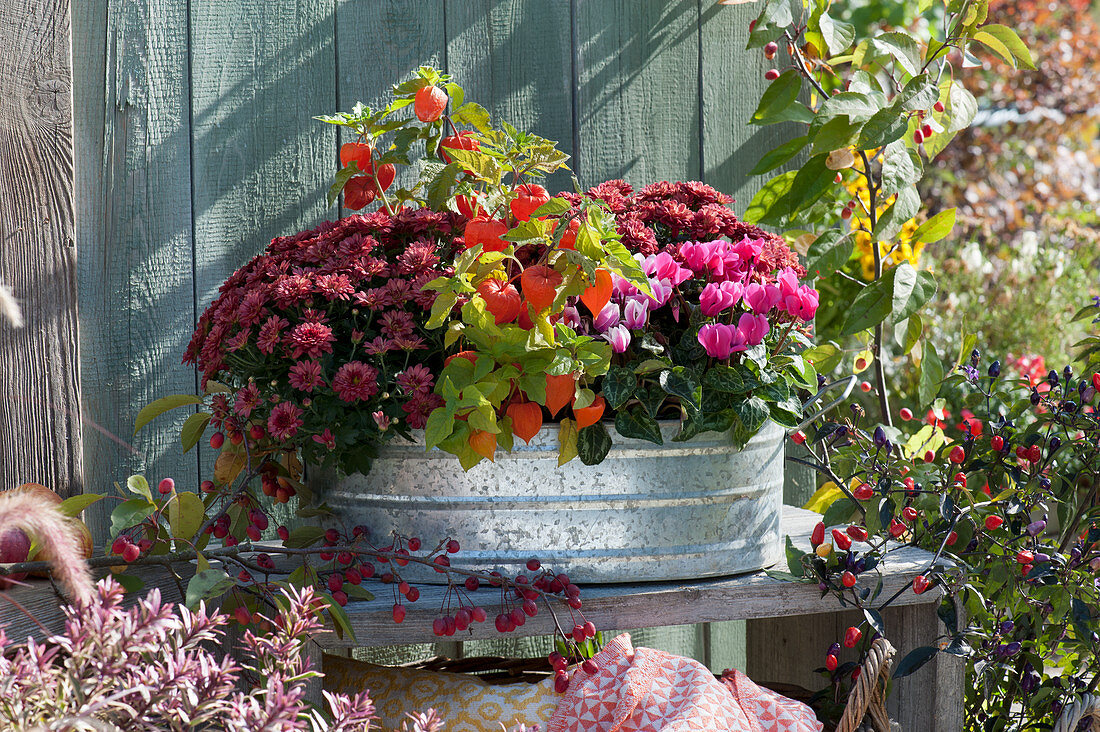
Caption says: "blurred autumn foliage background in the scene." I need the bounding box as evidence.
[829,0,1100,398]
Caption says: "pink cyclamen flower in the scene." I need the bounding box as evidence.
[776,267,800,298]
[562,304,582,329]
[699,280,744,317]
[785,285,819,321]
[312,428,336,450]
[267,401,304,441]
[593,302,621,333]
[642,252,693,286]
[288,360,325,392]
[331,361,380,402]
[743,282,782,314]
[605,324,632,354]
[738,312,770,345]
[623,297,648,329]
[698,323,737,359]
[732,236,764,264]
[643,278,674,308]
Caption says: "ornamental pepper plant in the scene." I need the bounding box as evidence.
[782,322,1100,729]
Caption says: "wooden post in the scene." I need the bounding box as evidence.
[0,0,83,497]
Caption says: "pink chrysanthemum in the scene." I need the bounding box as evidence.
[285,321,335,359]
[256,315,289,355]
[380,310,415,339]
[396,364,434,395]
[402,392,444,429]
[331,361,379,403]
[234,383,262,419]
[288,360,325,392]
[267,401,304,441]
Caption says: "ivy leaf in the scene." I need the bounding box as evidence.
[614,406,663,445]
[804,229,851,278]
[578,423,613,465]
[751,70,802,123]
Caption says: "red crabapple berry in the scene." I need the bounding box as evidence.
[899,407,913,421]
[122,543,140,563]
[447,539,460,553]
[332,591,348,607]
[392,604,406,623]
[209,432,225,449]
[465,576,480,591]
[277,525,290,541]
[949,446,966,464]
[158,478,174,495]
[921,123,932,138]
[764,69,780,81]
[582,659,599,675]
[555,670,570,693]
[407,537,421,551]
[764,41,778,59]
[406,586,420,602]
[913,129,924,144]
[933,100,945,113]
[471,607,487,623]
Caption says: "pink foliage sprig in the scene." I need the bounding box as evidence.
[0,489,92,604]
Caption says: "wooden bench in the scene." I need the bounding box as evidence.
[315,507,962,730]
[0,507,961,729]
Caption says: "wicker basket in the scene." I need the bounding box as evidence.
[389,636,898,732]
[1053,693,1100,732]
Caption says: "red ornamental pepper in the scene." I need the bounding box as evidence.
[889,519,906,539]
[844,626,862,648]
[841,571,856,588]
[902,506,918,523]
[846,525,869,542]
[1016,550,1034,564]
[985,515,1004,531]
[832,528,852,551]
[1027,444,1042,463]
[991,435,1004,451]
[949,445,966,464]
[825,653,838,671]
[1093,372,1100,391]
[811,522,825,547]
[853,483,874,500]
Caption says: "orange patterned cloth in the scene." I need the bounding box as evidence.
[548,634,822,732]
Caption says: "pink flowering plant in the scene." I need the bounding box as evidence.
[548,181,819,462]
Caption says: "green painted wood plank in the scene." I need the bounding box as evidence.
[445,0,574,192]
[574,0,701,189]
[335,0,445,208]
[189,0,337,506]
[72,0,198,540]
[701,2,803,216]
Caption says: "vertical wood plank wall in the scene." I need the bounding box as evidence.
[0,0,83,498]
[68,0,793,666]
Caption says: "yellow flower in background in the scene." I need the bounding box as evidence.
[846,178,926,281]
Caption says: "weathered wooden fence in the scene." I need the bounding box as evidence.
[3,0,806,667]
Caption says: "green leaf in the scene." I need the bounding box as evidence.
[1071,597,1094,641]
[971,30,1015,67]
[168,491,206,542]
[895,313,923,355]
[818,13,855,55]
[578,423,613,466]
[326,164,359,208]
[321,593,357,642]
[811,116,861,156]
[818,92,880,122]
[785,536,806,577]
[614,406,663,445]
[530,197,572,218]
[918,343,944,406]
[879,143,922,197]
[893,646,938,679]
[451,102,491,132]
[601,366,637,410]
[946,81,977,133]
[804,230,851,277]
[185,569,237,608]
[114,573,145,594]
[126,475,153,502]
[557,418,579,466]
[734,397,769,434]
[751,70,802,123]
[911,208,956,244]
[133,394,203,435]
[873,185,920,241]
[841,277,893,336]
[659,367,701,411]
[749,135,809,176]
[823,497,857,527]
[285,526,325,549]
[703,364,751,394]
[58,493,104,518]
[802,343,844,374]
[425,162,463,211]
[872,32,921,76]
[976,24,1035,70]
[857,105,909,150]
[180,412,211,454]
[786,154,835,215]
[743,170,796,225]
[890,263,937,323]
[895,74,938,112]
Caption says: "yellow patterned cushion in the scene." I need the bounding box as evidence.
[322,654,560,732]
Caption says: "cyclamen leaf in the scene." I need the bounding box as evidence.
[659,367,701,411]
[614,406,663,445]
[602,365,637,410]
[577,423,613,465]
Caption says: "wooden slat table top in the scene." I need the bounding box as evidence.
[320,506,941,649]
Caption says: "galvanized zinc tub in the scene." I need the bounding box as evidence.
[315,420,784,583]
